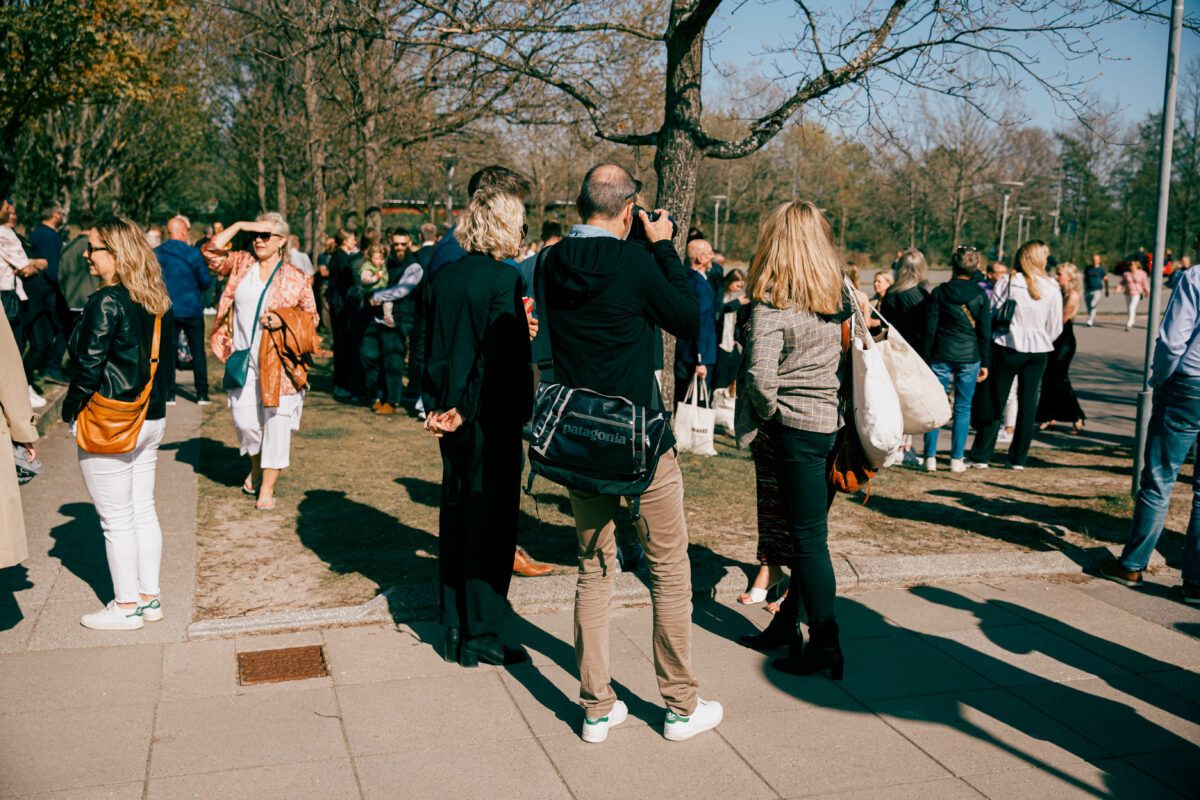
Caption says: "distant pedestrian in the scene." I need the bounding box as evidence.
[422,188,533,668]
[880,248,929,353]
[63,217,176,630]
[1118,257,1150,331]
[1036,263,1086,433]
[327,228,358,397]
[675,239,718,402]
[155,216,212,405]
[57,210,101,340]
[920,246,991,472]
[204,213,319,511]
[25,203,68,386]
[288,234,315,277]
[736,200,851,684]
[871,270,892,306]
[1083,254,1108,327]
[966,240,1062,470]
[1102,232,1200,605]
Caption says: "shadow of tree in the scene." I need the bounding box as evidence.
[0,565,33,631]
[47,502,112,604]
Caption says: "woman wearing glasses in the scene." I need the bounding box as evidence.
[203,213,319,510]
[63,217,175,630]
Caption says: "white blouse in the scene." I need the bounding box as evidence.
[232,267,268,367]
[990,274,1063,354]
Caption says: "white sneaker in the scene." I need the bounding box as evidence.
[996,429,1014,444]
[138,597,163,622]
[967,460,989,469]
[664,698,723,742]
[924,457,937,472]
[950,458,966,473]
[196,399,212,407]
[1008,463,1025,471]
[582,699,628,743]
[28,387,46,409]
[81,601,144,631]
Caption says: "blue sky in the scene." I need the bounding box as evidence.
[703,1,1200,129]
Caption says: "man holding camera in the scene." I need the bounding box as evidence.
[539,162,723,743]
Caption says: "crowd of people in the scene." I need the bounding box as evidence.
[1,160,1198,746]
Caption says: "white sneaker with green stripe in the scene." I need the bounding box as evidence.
[663,698,723,741]
[80,601,144,631]
[581,699,628,743]
[138,598,163,622]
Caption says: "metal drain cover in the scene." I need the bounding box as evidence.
[237,645,329,685]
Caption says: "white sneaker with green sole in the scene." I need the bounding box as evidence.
[664,698,723,741]
[581,700,628,743]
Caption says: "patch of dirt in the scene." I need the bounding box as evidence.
[194,355,1190,618]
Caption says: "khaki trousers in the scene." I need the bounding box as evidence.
[569,449,699,717]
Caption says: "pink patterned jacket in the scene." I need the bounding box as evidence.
[203,244,318,398]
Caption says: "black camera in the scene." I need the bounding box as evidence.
[628,205,677,246]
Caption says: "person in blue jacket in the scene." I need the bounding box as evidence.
[673,240,717,404]
[155,216,212,404]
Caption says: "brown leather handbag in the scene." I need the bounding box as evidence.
[76,316,162,454]
[828,318,876,500]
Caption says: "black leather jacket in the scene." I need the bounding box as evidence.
[63,284,175,423]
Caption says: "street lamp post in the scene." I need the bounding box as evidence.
[1133,0,1185,496]
[996,181,1024,262]
[1015,207,1032,250]
[442,155,458,224]
[710,195,727,251]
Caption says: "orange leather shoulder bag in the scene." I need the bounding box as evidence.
[76,316,162,455]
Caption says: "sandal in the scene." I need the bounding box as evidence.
[765,589,788,615]
[242,477,261,496]
[738,577,785,605]
[255,498,276,511]
[1070,421,1085,435]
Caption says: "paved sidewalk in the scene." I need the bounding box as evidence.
[1,573,1197,798]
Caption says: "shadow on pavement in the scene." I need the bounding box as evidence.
[47,502,112,604]
[0,565,33,631]
[160,435,243,489]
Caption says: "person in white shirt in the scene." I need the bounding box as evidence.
[0,199,49,409]
[288,235,315,277]
[967,240,1063,470]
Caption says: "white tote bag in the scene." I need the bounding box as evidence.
[874,314,952,435]
[847,287,904,468]
[711,387,736,434]
[674,375,718,456]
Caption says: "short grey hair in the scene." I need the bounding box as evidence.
[577,163,639,221]
[257,211,289,239]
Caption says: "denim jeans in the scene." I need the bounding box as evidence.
[1120,375,1200,583]
[923,360,981,460]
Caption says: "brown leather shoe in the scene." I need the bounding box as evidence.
[371,399,382,411]
[1099,558,1143,588]
[375,403,396,415]
[1183,583,1200,605]
[513,546,554,577]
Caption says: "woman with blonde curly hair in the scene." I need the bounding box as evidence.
[63,216,176,630]
[203,212,319,511]
[422,187,534,667]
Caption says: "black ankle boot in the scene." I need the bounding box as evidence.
[443,627,461,664]
[738,613,802,653]
[772,622,843,680]
[460,636,529,668]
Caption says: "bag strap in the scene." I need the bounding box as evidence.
[248,259,285,348]
[134,316,162,404]
[960,303,976,329]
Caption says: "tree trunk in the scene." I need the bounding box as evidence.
[276,158,288,220]
[256,137,268,213]
[303,48,326,254]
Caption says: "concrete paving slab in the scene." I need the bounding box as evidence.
[147,758,360,800]
[0,606,43,653]
[1016,676,1200,758]
[540,724,776,800]
[803,778,984,800]
[687,644,856,716]
[1141,668,1200,705]
[337,672,529,756]
[160,638,237,700]
[834,632,996,702]
[962,757,1186,799]
[1121,749,1200,798]
[0,643,162,712]
[8,783,144,800]
[356,739,571,800]
[868,688,1107,778]
[322,622,466,683]
[233,628,323,653]
[720,704,951,797]
[149,688,346,777]
[23,594,187,650]
[852,585,1028,634]
[500,659,664,739]
[0,703,156,796]
[929,624,1127,686]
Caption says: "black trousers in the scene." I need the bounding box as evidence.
[404,313,424,400]
[437,416,522,643]
[360,324,406,404]
[969,344,1048,467]
[768,423,839,633]
[21,285,60,380]
[170,317,210,400]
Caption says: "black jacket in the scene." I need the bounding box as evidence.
[63,284,175,423]
[540,235,698,414]
[421,253,532,426]
[923,278,992,367]
[879,285,929,354]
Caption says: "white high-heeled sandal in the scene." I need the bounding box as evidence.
[738,578,784,605]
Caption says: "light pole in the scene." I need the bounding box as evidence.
[996,181,1024,262]
[710,195,727,251]
[442,155,458,224]
[1133,0,1185,496]
[1015,207,1032,250]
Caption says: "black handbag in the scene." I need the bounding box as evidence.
[992,277,1017,333]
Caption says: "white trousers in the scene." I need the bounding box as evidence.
[228,371,303,470]
[1126,294,1142,328]
[1086,290,1103,325]
[77,417,166,604]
